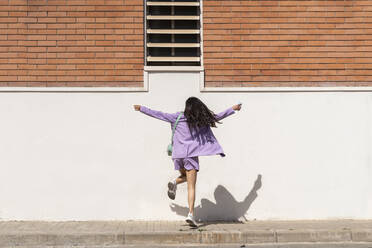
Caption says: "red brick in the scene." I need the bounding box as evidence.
[0,76,17,81]
[76,28,95,34]
[28,12,47,17]
[27,23,47,29]
[203,0,372,87]
[37,17,57,23]
[86,23,105,29]
[66,23,85,29]
[17,40,37,46]
[0,64,17,69]
[67,0,86,5]
[9,12,27,17]
[85,0,105,5]
[57,29,76,35]
[96,28,115,34]
[0,0,143,87]
[7,34,25,40]
[47,35,66,40]
[38,64,57,70]
[86,11,105,17]
[47,23,66,29]
[48,11,67,17]
[57,76,76,81]
[17,17,37,23]
[27,35,47,40]
[95,40,115,46]
[66,46,86,52]
[37,40,56,46]
[56,17,76,23]
[76,17,95,23]
[60,6,95,11]
[86,34,105,40]
[94,64,114,69]
[66,35,85,40]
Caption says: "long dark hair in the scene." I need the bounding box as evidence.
[184,97,220,131]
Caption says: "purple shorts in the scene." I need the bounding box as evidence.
[173,157,199,171]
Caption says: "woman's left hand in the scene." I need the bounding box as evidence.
[133,105,141,111]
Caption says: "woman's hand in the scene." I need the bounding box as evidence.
[232,104,242,111]
[133,105,141,111]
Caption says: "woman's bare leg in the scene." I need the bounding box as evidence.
[186,169,197,215]
[168,169,187,200]
[176,168,187,185]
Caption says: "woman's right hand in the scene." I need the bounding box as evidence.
[133,105,141,111]
[232,104,242,111]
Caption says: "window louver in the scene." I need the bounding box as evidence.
[145,0,201,66]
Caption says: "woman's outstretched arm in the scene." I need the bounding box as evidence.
[215,104,242,121]
[134,105,178,123]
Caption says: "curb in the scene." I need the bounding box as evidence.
[1,229,372,246]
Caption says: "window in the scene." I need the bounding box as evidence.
[145,0,201,66]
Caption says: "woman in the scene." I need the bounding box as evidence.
[134,97,241,227]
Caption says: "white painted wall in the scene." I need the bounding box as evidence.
[0,72,371,221]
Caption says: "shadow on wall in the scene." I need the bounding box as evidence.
[170,174,262,222]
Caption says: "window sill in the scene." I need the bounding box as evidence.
[200,86,372,92]
[144,66,204,72]
[0,86,148,92]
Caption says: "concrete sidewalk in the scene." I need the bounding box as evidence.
[0,220,372,246]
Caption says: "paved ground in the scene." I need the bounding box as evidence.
[0,220,371,247]
[119,244,372,248]
[5,244,372,248]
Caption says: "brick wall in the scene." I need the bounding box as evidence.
[0,0,143,87]
[203,0,372,87]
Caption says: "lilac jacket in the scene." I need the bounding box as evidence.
[140,106,236,159]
